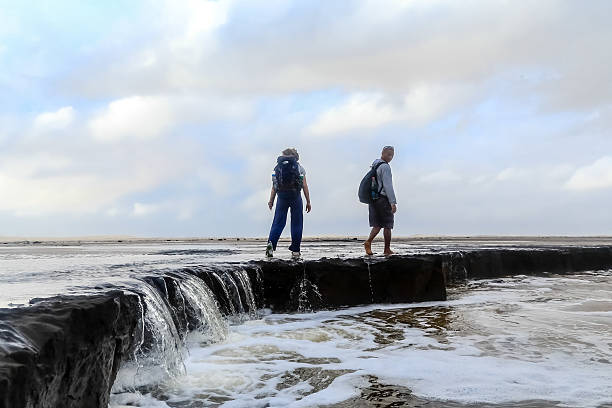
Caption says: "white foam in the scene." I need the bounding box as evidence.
[109,273,612,408]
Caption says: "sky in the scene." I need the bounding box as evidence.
[0,0,611,238]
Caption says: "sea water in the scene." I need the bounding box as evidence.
[108,271,612,408]
[1,241,611,407]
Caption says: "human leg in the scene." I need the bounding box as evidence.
[383,228,394,255]
[364,227,381,255]
[268,194,289,250]
[288,193,303,252]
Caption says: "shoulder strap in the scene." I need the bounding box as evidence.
[373,161,386,192]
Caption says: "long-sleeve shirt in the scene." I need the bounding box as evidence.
[372,158,397,204]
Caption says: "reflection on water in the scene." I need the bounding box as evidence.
[346,307,454,348]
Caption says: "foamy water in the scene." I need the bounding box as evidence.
[110,272,612,408]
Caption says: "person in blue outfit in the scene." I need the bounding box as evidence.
[266,148,311,259]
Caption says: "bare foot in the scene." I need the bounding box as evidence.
[364,241,374,256]
[383,249,394,256]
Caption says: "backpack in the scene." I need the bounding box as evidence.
[358,161,386,204]
[275,156,302,191]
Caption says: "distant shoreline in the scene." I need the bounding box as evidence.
[2,235,612,246]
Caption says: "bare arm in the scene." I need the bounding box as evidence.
[268,186,276,210]
[302,177,311,213]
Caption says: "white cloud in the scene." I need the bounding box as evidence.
[0,166,179,216]
[308,93,395,135]
[308,85,468,136]
[63,0,612,118]
[89,96,174,142]
[170,0,231,47]
[105,206,122,217]
[418,170,462,184]
[1,153,72,177]
[133,200,195,220]
[0,139,193,216]
[565,156,612,191]
[33,106,75,130]
[241,188,272,221]
[496,167,530,181]
[88,94,252,143]
[133,202,162,217]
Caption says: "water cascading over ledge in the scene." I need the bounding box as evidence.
[1,245,612,408]
[0,264,263,408]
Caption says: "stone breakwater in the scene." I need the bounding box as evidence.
[1,245,612,408]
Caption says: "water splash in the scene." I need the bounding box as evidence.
[442,251,468,284]
[292,263,323,312]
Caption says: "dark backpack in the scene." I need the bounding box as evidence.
[358,161,386,204]
[275,156,302,191]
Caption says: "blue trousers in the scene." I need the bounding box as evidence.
[268,191,303,252]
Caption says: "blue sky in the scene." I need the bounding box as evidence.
[1,0,611,237]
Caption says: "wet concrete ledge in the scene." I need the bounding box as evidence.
[0,291,142,408]
[254,245,612,311]
[254,256,447,312]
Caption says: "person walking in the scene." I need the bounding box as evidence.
[363,146,397,256]
[266,148,311,259]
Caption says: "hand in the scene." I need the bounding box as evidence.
[268,201,274,210]
[306,202,312,213]
[391,204,397,214]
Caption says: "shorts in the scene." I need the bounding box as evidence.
[368,195,394,229]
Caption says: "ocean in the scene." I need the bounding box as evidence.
[1,239,611,407]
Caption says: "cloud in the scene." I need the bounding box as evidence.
[59,0,611,118]
[0,159,181,216]
[89,96,174,142]
[308,84,472,136]
[88,94,252,142]
[496,167,530,182]
[2,1,612,236]
[133,202,162,217]
[308,93,396,135]
[241,188,272,222]
[418,170,462,184]
[33,106,75,130]
[1,153,72,177]
[565,156,612,191]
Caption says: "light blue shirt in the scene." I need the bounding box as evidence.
[372,159,397,204]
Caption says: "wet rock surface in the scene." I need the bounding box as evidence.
[440,246,612,283]
[256,256,447,312]
[0,291,141,408]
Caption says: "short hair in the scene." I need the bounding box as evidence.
[282,148,299,160]
[382,145,394,152]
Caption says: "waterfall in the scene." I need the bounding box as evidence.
[230,268,258,317]
[111,263,263,393]
[174,272,228,345]
[366,260,375,303]
[211,270,237,315]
